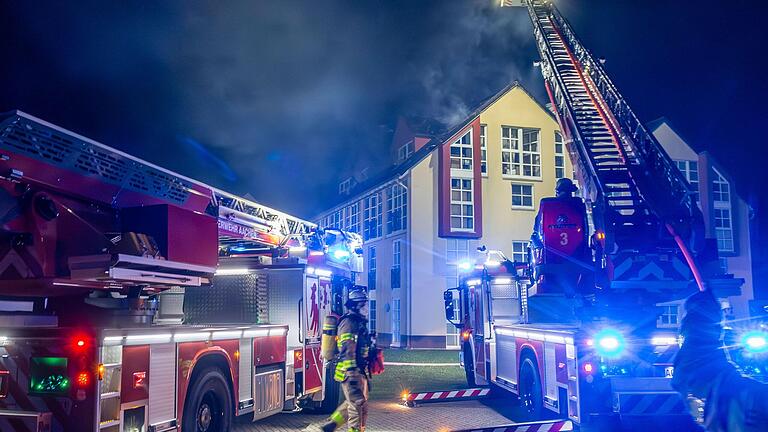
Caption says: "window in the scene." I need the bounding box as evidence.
[658,305,679,328]
[675,160,699,191]
[363,193,382,240]
[330,209,342,229]
[450,178,474,230]
[345,203,360,234]
[713,169,730,203]
[391,240,401,289]
[480,124,487,175]
[719,257,729,274]
[511,184,534,209]
[712,169,733,253]
[391,298,401,347]
[392,240,401,269]
[338,178,352,195]
[554,131,565,179]
[501,127,541,178]
[397,141,414,163]
[450,129,473,171]
[715,208,734,253]
[446,239,469,289]
[368,246,377,290]
[511,241,528,263]
[387,182,407,233]
[369,300,377,332]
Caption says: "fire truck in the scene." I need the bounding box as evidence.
[444,0,745,429]
[0,111,362,431]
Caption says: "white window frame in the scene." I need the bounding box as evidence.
[397,140,414,163]
[369,299,377,333]
[391,296,401,347]
[511,241,528,263]
[511,183,534,209]
[338,178,352,195]
[501,126,541,179]
[445,239,469,289]
[657,305,679,328]
[554,131,565,179]
[345,202,360,234]
[712,168,734,253]
[387,182,407,234]
[450,178,474,231]
[450,129,473,172]
[363,193,383,241]
[675,160,699,192]
[369,246,377,273]
[392,240,401,269]
[480,124,487,176]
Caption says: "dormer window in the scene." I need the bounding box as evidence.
[397,141,414,163]
[338,178,352,195]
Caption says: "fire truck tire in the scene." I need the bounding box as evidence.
[518,354,543,419]
[182,367,233,432]
[462,342,476,387]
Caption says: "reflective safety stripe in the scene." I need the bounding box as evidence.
[324,323,336,330]
[337,332,356,349]
[330,410,345,426]
[334,359,356,382]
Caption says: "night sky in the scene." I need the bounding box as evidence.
[2,0,767,280]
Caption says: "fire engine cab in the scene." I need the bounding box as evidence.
[0,111,362,432]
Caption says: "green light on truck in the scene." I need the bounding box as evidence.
[29,357,69,394]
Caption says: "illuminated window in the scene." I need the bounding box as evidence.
[363,193,382,240]
[511,184,534,209]
[658,305,679,328]
[480,124,487,175]
[554,131,565,179]
[387,182,407,233]
[450,129,473,171]
[450,178,474,230]
[502,127,541,178]
[446,239,469,289]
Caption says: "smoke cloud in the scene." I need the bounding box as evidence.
[1,0,543,216]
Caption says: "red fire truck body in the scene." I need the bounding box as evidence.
[0,111,356,431]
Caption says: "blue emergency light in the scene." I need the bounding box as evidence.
[742,331,768,354]
[593,328,626,358]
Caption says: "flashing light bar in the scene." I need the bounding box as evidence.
[485,260,501,267]
[215,268,251,276]
[458,261,473,271]
[309,250,325,256]
[466,278,482,286]
[289,245,307,253]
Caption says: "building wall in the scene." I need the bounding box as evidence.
[652,122,754,318]
[476,86,565,257]
[316,85,568,349]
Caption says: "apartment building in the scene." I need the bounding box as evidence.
[649,117,755,321]
[316,82,571,348]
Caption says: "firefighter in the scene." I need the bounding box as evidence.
[672,289,768,431]
[322,289,372,432]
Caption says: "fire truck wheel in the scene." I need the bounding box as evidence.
[462,342,476,387]
[518,354,543,419]
[182,367,233,432]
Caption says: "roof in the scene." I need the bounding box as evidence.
[316,81,555,218]
[403,116,445,137]
[646,116,699,153]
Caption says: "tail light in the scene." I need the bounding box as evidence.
[76,372,90,387]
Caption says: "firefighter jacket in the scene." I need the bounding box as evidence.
[673,291,768,431]
[334,311,371,382]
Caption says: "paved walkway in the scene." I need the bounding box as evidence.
[234,398,520,432]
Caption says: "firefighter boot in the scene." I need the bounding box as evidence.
[320,422,337,432]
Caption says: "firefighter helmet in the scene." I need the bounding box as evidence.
[345,288,368,308]
[555,178,578,196]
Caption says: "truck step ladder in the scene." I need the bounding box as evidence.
[452,419,573,432]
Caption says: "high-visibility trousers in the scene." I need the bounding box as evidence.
[329,371,369,432]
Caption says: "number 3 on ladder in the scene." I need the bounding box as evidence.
[560,232,568,245]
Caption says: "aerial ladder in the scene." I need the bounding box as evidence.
[445,1,743,428]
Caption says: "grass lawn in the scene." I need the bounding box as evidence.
[367,349,466,401]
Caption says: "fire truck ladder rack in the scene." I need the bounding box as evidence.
[0,111,316,247]
[521,0,697,247]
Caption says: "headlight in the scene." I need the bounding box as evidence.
[593,328,625,358]
[742,331,768,354]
